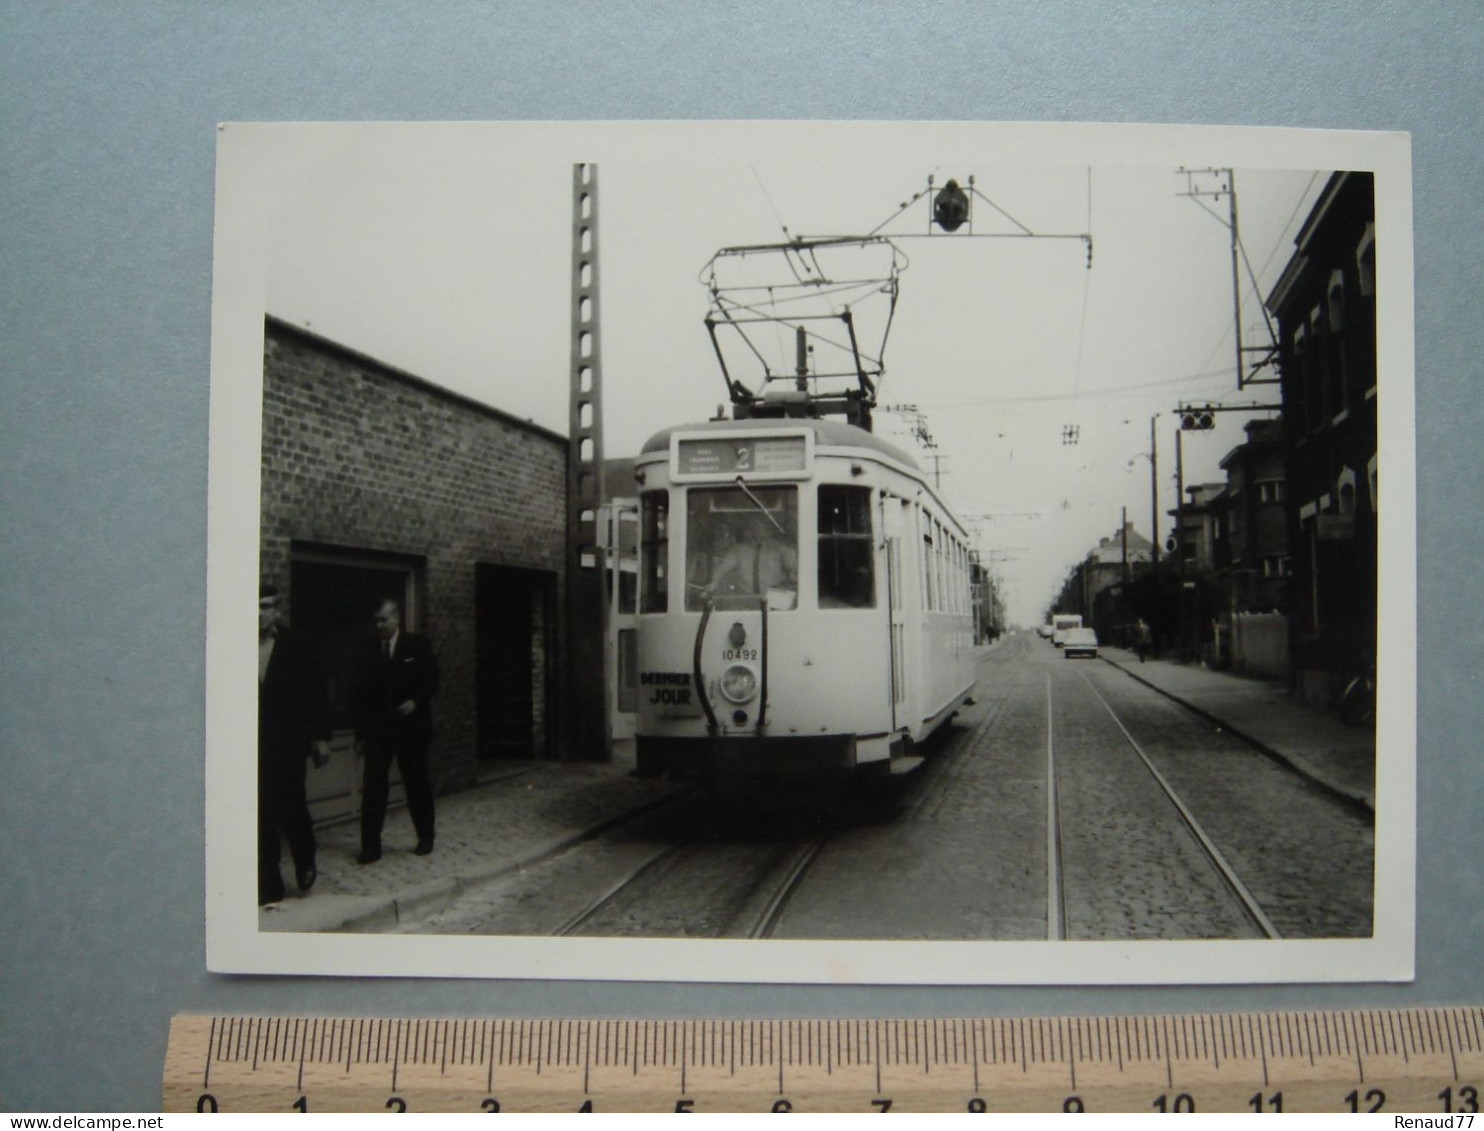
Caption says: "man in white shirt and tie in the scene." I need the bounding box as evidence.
[352,598,440,864]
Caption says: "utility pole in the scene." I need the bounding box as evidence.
[1121,505,1129,583]
[1149,414,1160,570]
[1175,425,1186,660]
[1227,169,1246,394]
[1177,167,1280,389]
[1174,425,1185,582]
[565,163,608,760]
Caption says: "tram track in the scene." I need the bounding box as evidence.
[393,785,704,936]
[900,646,1028,824]
[553,828,834,940]
[1045,670,1067,941]
[749,839,829,939]
[1076,668,1279,939]
[553,837,700,937]
[1099,654,1374,816]
[1043,659,1283,941]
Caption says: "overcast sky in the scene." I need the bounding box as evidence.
[247,122,1327,626]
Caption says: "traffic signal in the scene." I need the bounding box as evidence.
[933,179,970,232]
[1180,410,1215,430]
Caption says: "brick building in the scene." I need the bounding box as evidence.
[1172,482,1225,573]
[1212,419,1289,613]
[1055,520,1154,643]
[1266,172,1378,705]
[260,317,569,819]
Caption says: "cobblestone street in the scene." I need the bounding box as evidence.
[264,632,1375,943]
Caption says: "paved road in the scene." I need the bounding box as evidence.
[390,630,1373,942]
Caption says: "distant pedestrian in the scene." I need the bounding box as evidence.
[258,584,332,905]
[352,598,440,863]
[1133,618,1151,663]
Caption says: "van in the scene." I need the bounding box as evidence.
[1051,614,1083,647]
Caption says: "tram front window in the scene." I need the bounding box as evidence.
[686,486,798,611]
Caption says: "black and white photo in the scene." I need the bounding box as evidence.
[206,120,1414,983]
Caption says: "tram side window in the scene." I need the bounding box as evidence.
[818,485,875,608]
[922,531,935,611]
[640,490,669,613]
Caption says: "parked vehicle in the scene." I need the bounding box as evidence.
[1051,613,1083,647]
[1061,627,1100,659]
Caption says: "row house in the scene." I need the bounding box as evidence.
[1171,482,1225,574]
[1055,521,1155,644]
[1211,419,1290,613]
[1265,172,1378,705]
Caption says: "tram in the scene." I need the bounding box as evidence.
[631,410,975,781]
[624,221,985,781]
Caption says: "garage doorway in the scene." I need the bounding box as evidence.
[287,550,421,825]
[475,564,556,760]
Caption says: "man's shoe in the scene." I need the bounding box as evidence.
[414,840,434,856]
[357,849,381,865]
[296,864,317,893]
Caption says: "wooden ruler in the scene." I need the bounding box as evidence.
[165,1008,1484,1114]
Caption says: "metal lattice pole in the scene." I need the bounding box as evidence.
[565,163,609,759]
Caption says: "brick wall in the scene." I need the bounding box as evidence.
[260,317,567,792]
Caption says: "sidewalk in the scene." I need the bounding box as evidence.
[1098,647,1376,813]
[259,739,687,933]
[262,655,1376,931]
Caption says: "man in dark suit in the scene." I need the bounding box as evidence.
[353,597,440,863]
[258,584,331,905]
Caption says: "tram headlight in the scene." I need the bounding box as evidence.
[718,664,758,704]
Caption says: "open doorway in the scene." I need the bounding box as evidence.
[475,564,556,760]
[288,550,419,823]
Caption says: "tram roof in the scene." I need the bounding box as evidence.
[639,417,920,470]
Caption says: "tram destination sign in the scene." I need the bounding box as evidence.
[672,430,811,482]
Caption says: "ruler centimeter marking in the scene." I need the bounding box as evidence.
[165,1008,1484,1114]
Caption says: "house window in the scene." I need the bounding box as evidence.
[1314,303,1338,424]
[1262,555,1291,579]
[1257,480,1285,505]
[1356,224,1376,298]
[1327,269,1350,420]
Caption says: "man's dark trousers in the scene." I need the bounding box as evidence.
[354,629,440,856]
[359,738,435,853]
[258,756,315,903]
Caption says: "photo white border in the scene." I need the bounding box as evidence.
[206,120,1415,983]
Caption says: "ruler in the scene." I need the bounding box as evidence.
[165,1008,1483,1114]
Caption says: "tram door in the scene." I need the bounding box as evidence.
[602,501,639,741]
[881,494,910,731]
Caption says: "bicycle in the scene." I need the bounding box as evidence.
[1339,654,1376,727]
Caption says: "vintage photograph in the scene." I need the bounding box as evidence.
[206,121,1414,982]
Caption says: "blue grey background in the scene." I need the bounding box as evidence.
[2,1,1480,1111]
